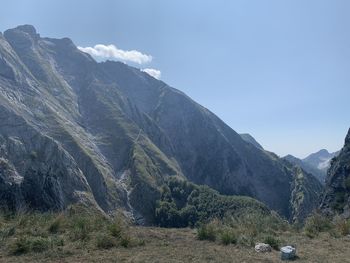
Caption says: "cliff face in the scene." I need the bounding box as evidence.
[321,129,350,218]
[288,165,323,223]
[0,25,321,222]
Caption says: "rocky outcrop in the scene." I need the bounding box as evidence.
[321,129,350,218]
[288,165,323,223]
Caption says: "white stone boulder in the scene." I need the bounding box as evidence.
[280,245,296,260]
[255,243,272,253]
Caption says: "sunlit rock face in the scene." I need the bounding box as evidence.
[321,129,350,218]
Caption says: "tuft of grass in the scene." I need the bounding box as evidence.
[219,229,237,245]
[262,235,280,250]
[120,234,132,248]
[31,237,50,253]
[70,216,91,241]
[197,223,217,241]
[96,234,116,249]
[304,213,332,238]
[108,220,123,238]
[334,216,350,236]
[48,214,64,234]
[8,237,31,255]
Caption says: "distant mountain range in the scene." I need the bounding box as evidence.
[0,25,322,223]
[284,149,339,184]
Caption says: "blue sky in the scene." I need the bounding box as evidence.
[1,0,349,158]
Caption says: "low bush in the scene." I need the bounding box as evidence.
[31,237,50,253]
[96,234,116,249]
[304,213,331,238]
[197,223,217,241]
[263,235,280,250]
[48,215,64,234]
[120,234,132,248]
[8,237,31,255]
[334,216,350,236]
[108,220,123,238]
[70,216,91,241]
[219,229,237,245]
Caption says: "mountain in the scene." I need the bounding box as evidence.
[0,25,321,223]
[283,160,324,222]
[303,149,339,174]
[283,150,339,184]
[239,133,263,149]
[321,129,350,218]
[283,154,326,184]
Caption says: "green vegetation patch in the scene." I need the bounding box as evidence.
[0,205,144,257]
[155,177,271,228]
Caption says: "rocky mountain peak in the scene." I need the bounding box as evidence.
[14,25,38,35]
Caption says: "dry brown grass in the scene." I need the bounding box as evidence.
[1,226,350,263]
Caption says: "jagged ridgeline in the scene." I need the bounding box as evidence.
[0,25,322,224]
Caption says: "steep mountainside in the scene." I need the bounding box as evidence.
[239,133,263,149]
[0,25,321,222]
[283,154,326,184]
[321,129,350,218]
[285,162,323,223]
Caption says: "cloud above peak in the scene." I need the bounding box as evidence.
[141,68,161,79]
[78,44,152,64]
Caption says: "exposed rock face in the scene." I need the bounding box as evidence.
[284,154,326,184]
[321,129,350,218]
[240,133,264,150]
[0,25,321,222]
[287,165,323,223]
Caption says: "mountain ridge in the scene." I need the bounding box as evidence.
[0,25,322,223]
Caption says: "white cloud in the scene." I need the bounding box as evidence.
[141,68,161,79]
[78,44,152,64]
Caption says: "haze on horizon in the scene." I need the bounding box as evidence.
[1,0,349,158]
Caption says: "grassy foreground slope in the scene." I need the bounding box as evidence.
[1,225,350,263]
[1,202,350,262]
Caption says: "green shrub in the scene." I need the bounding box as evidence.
[71,217,91,241]
[304,213,331,238]
[52,237,64,247]
[96,234,116,249]
[1,226,16,238]
[31,237,50,253]
[263,235,280,250]
[220,229,237,245]
[108,221,123,238]
[8,237,31,255]
[48,215,64,234]
[237,234,254,247]
[197,224,216,241]
[334,217,350,236]
[120,234,132,248]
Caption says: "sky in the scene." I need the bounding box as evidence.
[1,0,349,158]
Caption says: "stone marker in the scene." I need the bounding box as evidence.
[280,245,296,260]
[255,243,272,253]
